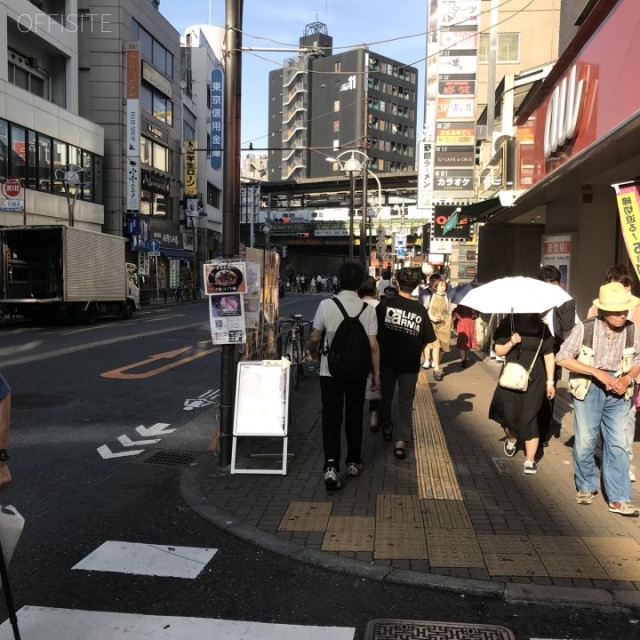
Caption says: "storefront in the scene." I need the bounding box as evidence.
[480,0,640,316]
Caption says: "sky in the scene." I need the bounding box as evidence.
[159,0,428,152]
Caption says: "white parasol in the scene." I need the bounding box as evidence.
[457,276,572,314]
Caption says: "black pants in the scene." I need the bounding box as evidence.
[320,375,367,471]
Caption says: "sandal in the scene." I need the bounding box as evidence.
[394,442,407,459]
[381,425,393,441]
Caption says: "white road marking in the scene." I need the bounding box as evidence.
[118,434,161,447]
[183,389,220,410]
[72,541,217,578]
[0,607,356,639]
[136,422,175,437]
[97,444,144,459]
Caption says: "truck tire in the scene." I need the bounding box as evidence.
[85,303,98,325]
[122,301,134,320]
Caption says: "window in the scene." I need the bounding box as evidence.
[334,61,341,72]
[0,120,7,182]
[207,182,221,208]
[333,119,340,132]
[10,124,26,183]
[52,140,67,193]
[140,136,169,172]
[81,151,92,201]
[8,53,48,100]
[334,100,340,112]
[479,33,520,63]
[27,131,37,189]
[133,20,173,78]
[38,134,52,192]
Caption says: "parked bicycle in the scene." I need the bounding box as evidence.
[277,314,312,390]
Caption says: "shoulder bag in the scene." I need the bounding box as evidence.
[498,318,544,392]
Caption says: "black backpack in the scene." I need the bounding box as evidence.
[325,298,372,380]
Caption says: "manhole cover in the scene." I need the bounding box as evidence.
[140,450,197,467]
[364,620,515,640]
[12,394,75,409]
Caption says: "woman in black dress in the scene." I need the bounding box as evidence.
[489,313,556,474]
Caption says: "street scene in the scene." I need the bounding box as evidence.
[2,0,640,639]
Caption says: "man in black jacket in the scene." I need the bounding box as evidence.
[538,265,576,445]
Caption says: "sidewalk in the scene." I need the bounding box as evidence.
[180,352,640,610]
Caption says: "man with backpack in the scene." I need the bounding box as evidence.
[307,262,380,489]
[557,282,640,516]
[376,269,435,460]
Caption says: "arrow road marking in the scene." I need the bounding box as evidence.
[136,422,175,437]
[183,389,220,411]
[97,445,144,459]
[117,435,161,447]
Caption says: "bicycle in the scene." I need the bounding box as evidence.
[277,314,312,390]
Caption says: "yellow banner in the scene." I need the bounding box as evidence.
[614,183,640,280]
[184,141,197,196]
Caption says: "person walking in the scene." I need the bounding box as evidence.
[587,264,640,482]
[358,276,381,433]
[425,277,452,381]
[489,313,556,475]
[557,282,640,516]
[452,304,477,368]
[376,268,435,460]
[307,262,381,490]
[0,372,13,491]
[537,265,576,447]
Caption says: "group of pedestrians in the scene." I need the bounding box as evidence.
[486,264,639,516]
[307,263,433,489]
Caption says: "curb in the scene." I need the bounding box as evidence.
[179,454,640,611]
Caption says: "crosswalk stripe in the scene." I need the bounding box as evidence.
[0,607,356,640]
[71,541,217,578]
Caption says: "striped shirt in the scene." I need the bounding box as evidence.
[556,318,640,371]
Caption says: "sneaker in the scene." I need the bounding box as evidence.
[630,464,636,482]
[324,467,342,489]
[460,359,467,369]
[608,501,640,517]
[523,459,537,474]
[422,359,432,369]
[576,490,595,505]
[346,462,362,477]
[503,438,517,457]
[433,370,443,381]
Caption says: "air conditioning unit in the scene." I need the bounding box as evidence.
[491,131,511,153]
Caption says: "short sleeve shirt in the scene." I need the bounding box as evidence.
[312,290,378,377]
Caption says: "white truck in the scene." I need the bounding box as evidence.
[0,225,140,323]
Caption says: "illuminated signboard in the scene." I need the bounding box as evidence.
[436,122,475,145]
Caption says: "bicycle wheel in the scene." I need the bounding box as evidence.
[290,339,300,390]
[298,335,309,379]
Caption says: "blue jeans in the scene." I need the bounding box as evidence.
[378,366,419,443]
[573,380,632,503]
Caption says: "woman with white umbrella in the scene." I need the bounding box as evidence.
[489,313,557,474]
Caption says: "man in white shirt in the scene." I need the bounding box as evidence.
[308,262,380,489]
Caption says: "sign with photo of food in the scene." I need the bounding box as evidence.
[203,262,247,294]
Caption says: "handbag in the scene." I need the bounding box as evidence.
[498,318,543,392]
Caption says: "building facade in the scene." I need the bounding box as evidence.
[268,21,418,181]
[0,0,104,230]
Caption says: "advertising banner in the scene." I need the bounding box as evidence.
[541,233,575,291]
[437,98,475,119]
[433,205,472,240]
[435,122,475,145]
[0,179,25,213]
[613,183,640,281]
[210,68,224,171]
[434,168,474,195]
[184,141,197,196]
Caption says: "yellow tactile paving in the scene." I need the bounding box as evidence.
[477,535,537,555]
[484,552,548,577]
[426,528,485,568]
[422,498,473,529]
[540,554,608,579]
[598,556,640,581]
[413,374,463,501]
[278,501,332,532]
[321,516,375,552]
[374,521,428,559]
[581,536,640,556]
[376,494,423,522]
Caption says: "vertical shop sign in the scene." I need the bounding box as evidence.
[126,42,140,212]
[210,68,224,171]
[613,183,640,280]
[184,141,197,196]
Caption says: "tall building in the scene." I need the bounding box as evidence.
[0,0,104,230]
[268,21,418,181]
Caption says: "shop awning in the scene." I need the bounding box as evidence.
[456,191,522,223]
[160,247,194,260]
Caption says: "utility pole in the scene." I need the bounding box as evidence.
[219,0,243,467]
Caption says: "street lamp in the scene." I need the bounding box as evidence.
[54,164,88,227]
[326,151,382,265]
